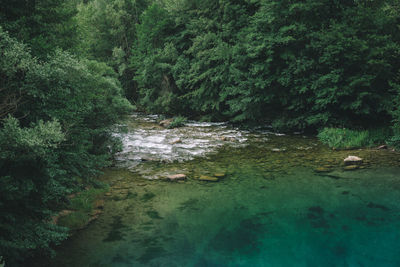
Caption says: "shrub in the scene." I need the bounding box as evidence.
[317,127,390,149]
[167,116,188,129]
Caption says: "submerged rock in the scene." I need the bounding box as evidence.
[314,167,331,173]
[344,156,363,166]
[166,174,187,181]
[344,165,359,171]
[199,175,219,182]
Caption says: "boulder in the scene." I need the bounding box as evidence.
[166,174,187,181]
[170,139,182,145]
[344,156,363,166]
[377,145,388,150]
[159,118,173,128]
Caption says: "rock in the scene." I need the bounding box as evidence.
[214,173,226,178]
[377,145,388,150]
[90,209,103,216]
[141,157,157,162]
[220,136,236,142]
[344,156,363,166]
[159,118,173,128]
[166,174,187,181]
[113,189,129,195]
[272,148,286,152]
[170,139,182,145]
[94,199,105,209]
[199,175,219,182]
[344,165,359,171]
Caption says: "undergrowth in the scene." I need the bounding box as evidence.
[167,116,187,129]
[318,128,391,149]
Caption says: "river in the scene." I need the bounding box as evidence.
[44,113,400,266]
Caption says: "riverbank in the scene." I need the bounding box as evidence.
[53,187,109,231]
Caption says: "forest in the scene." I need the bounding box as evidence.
[1,0,400,265]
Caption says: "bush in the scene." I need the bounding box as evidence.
[0,117,68,265]
[0,28,131,265]
[317,127,391,149]
[167,116,188,129]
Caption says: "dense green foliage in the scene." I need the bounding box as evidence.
[0,0,78,58]
[132,0,400,131]
[0,22,131,266]
[1,0,400,265]
[75,0,148,99]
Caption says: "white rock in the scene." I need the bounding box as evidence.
[166,174,187,181]
[344,156,363,165]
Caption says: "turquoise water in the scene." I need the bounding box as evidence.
[43,115,400,267]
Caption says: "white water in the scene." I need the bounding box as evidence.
[113,114,250,165]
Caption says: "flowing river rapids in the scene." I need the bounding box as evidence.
[43,113,400,266]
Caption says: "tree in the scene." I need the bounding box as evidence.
[0,28,132,265]
[0,0,78,58]
[75,0,148,99]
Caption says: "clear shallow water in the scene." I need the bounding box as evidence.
[43,114,400,267]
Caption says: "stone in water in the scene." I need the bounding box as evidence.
[199,175,219,182]
[344,156,363,166]
[166,174,187,181]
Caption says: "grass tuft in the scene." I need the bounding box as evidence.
[57,187,107,230]
[317,127,391,149]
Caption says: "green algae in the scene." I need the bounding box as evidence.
[141,192,156,202]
